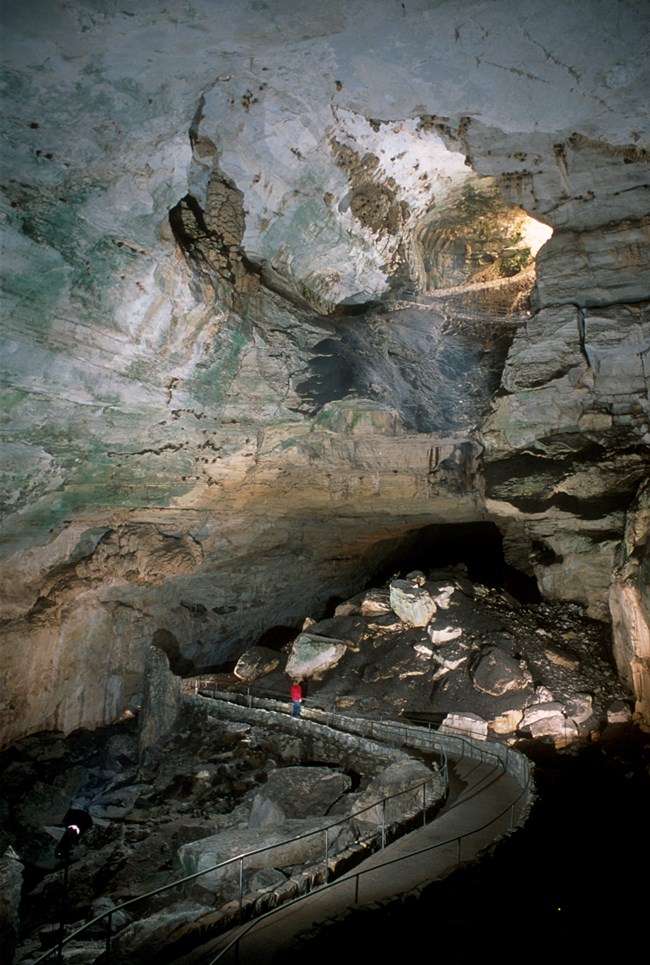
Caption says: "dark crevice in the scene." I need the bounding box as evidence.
[364,521,541,603]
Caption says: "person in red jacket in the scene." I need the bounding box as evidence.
[291,681,303,717]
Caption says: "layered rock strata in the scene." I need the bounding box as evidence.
[1,0,649,745]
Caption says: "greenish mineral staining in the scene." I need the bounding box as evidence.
[313,400,397,435]
[191,322,252,407]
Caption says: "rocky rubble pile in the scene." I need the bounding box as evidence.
[0,568,636,962]
[252,566,633,748]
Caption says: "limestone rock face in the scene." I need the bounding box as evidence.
[1,0,649,745]
[483,301,650,622]
[610,479,650,730]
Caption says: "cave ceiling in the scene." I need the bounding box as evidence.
[0,0,649,746]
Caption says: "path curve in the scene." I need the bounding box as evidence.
[177,692,530,964]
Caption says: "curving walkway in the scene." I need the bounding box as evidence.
[29,690,532,965]
[178,722,527,964]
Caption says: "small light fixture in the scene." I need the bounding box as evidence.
[55,808,93,860]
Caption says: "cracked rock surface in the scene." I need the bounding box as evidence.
[1,0,649,749]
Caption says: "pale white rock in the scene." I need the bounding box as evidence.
[432,651,468,674]
[389,580,437,627]
[521,702,567,728]
[528,715,579,748]
[427,625,463,645]
[439,713,488,741]
[532,686,555,704]
[606,701,633,724]
[285,633,347,679]
[489,709,524,735]
[565,694,594,725]
[430,583,456,610]
[414,644,434,658]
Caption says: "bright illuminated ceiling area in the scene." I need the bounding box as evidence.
[413,176,553,294]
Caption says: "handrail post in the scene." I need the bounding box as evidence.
[29,693,536,965]
[422,782,426,827]
[106,909,112,963]
[239,857,244,922]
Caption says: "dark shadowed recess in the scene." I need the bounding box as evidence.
[294,308,511,433]
[253,521,541,660]
[362,520,541,603]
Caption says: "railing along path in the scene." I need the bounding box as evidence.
[29,686,534,965]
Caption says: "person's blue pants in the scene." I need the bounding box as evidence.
[292,701,302,717]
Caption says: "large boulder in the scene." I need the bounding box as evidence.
[471,646,533,696]
[248,766,351,828]
[353,760,444,827]
[285,633,347,679]
[234,646,281,682]
[389,580,437,627]
[178,820,355,896]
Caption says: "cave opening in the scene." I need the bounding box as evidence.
[366,520,541,603]
[412,175,552,294]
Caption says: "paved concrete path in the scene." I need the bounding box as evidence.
[181,754,525,964]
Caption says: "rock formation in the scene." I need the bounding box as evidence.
[0,0,649,747]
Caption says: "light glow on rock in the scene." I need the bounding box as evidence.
[521,216,553,256]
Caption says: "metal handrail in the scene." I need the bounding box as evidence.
[28,690,533,964]
[28,719,445,964]
[197,688,513,794]
[208,764,533,963]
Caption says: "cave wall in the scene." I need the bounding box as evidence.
[1,0,649,746]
